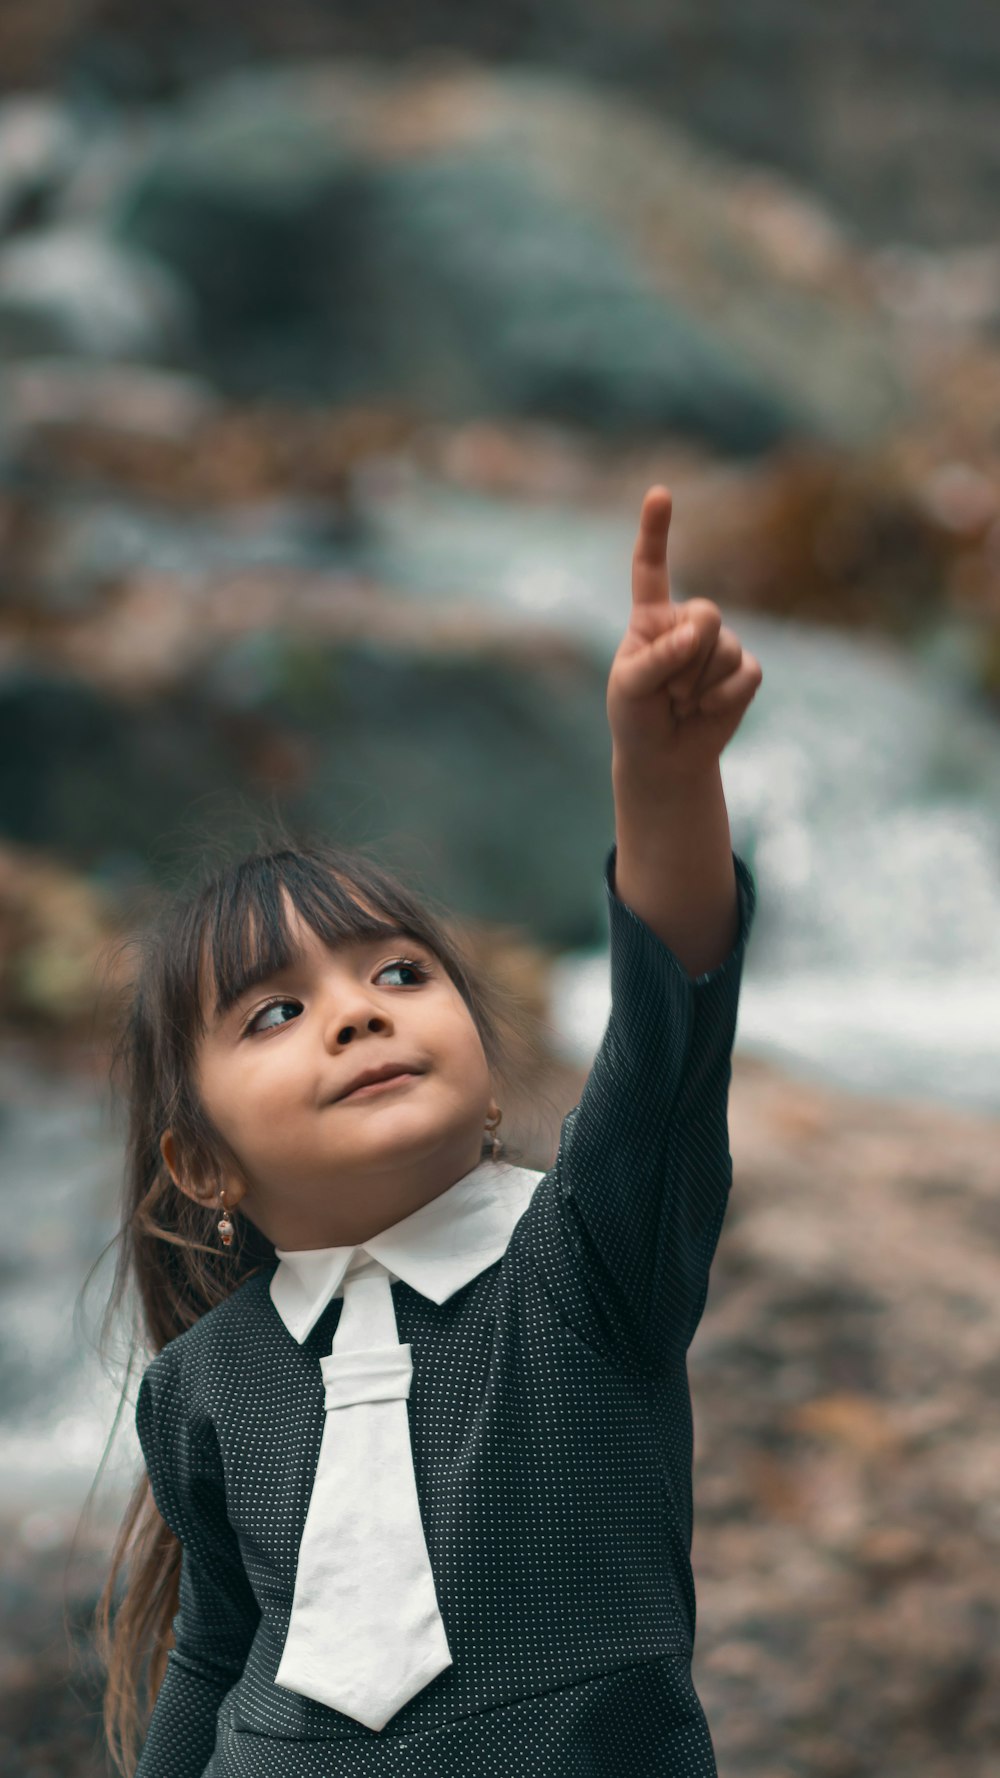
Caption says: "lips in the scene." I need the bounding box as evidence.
[337,1063,425,1101]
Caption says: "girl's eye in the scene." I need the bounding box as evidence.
[377,957,431,988]
[243,957,431,1036]
[245,998,301,1036]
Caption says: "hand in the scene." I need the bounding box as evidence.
[606,485,763,783]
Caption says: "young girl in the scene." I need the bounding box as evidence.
[96,485,762,1778]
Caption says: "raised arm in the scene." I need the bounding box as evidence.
[519,486,762,1372]
[525,829,756,1372]
[606,483,761,972]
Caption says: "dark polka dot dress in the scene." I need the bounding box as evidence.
[132,841,758,1778]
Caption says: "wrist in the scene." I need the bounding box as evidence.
[612,748,722,806]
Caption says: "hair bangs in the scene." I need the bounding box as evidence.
[201,850,430,1027]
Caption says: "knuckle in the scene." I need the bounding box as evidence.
[684,598,720,625]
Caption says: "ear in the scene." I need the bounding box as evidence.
[159,1130,247,1210]
[159,1129,184,1188]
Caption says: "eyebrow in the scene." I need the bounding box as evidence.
[211,925,425,1025]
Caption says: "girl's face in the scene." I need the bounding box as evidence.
[162,889,495,1250]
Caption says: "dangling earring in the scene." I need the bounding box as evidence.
[484,1106,504,1162]
[216,1185,235,1249]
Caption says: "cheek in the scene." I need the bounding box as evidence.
[197,1044,304,1139]
[447,1023,492,1093]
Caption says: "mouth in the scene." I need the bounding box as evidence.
[336,1069,425,1103]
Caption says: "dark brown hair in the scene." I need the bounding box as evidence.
[83,813,541,1776]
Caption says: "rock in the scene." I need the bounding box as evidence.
[0,840,124,1034]
[107,68,362,342]
[663,445,951,635]
[104,64,806,450]
[55,2,1000,248]
[689,1056,1000,1771]
[454,70,909,447]
[8,63,932,451]
[0,631,616,945]
[869,242,1000,335]
[0,1509,111,1777]
[0,227,197,362]
[355,149,800,452]
[3,385,404,514]
[1,359,219,447]
[15,492,343,614]
[0,95,80,238]
[0,669,248,868]
[190,628,618,942]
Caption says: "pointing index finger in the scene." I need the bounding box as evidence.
[631,485,673,606]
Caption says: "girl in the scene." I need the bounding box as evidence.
[95,486,762,1777]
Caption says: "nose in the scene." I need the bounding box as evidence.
[321,987,394,1053]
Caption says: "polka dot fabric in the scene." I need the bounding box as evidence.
[133,841,757,1778]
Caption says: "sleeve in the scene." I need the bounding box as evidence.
[134,1352,261,1778]
[528,839,757,1376]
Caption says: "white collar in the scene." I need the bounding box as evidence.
[269,1156,544,1343]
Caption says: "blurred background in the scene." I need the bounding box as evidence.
[1,5,999,1774]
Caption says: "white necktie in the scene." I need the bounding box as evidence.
[274,1249,453,1731]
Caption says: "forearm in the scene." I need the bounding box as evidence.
[135,1647,239,1778]
[610,753,739,980]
